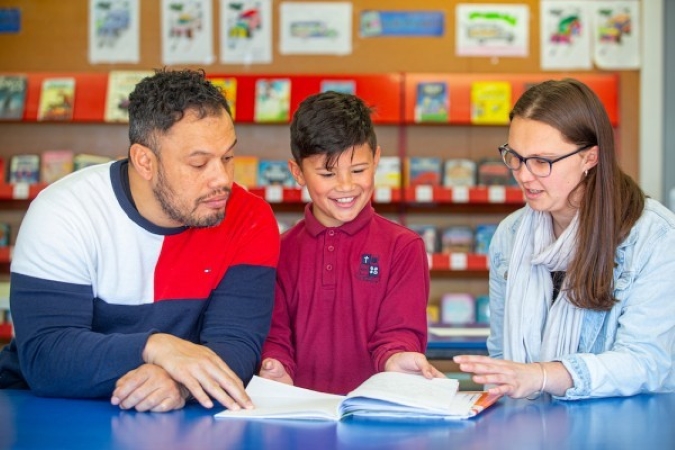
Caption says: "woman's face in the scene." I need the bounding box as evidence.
[507,117,597,231]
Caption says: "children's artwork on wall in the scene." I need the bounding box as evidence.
[161,0,214,65]
[455,3,529,57]
[540,1,592,70]
[88,0,140,64]
[220,0,272,64]
[592,0,640,69]
[279,2,352,55]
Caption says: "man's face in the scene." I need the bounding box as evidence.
[151,109,236,228]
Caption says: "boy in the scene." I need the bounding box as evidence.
[259,91,442,394]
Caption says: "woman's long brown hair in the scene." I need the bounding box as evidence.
[510,79,644,310]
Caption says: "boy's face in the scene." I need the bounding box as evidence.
[289,144,381,228]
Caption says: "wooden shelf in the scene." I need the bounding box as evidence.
[0,182,48,200]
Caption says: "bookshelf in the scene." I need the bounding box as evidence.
[0,70,622,343]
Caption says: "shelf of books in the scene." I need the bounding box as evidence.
[2,71,618,125]
[404,72,619,126]
[0,72,402,124]
[429,253,489,273]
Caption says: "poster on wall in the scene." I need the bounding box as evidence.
[161,0,214,65]
[540,1,591,70]
[592,0,640,69]
[220,0,272,64]
[279,2,352,55]
[455,3,529,57]
[360,10,445,38]
[88,0,140,64]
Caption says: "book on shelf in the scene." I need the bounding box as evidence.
[215,372,500,421]
[320,79,356,95]
[73,154,113,171]
[37,77,76,121]
[470,81,511,125]
[40,150,74,184]
[374,156,401,188]
[428,325,490,338]
[405,157,443,187]
[414,81,449,123]
[233,155,258,189]
[254,79,291,123]
[257,160,296,187]
[0,75,27,120]
[443,158,476,187]
[0,223,9,247]
[104,71,153,123]
[9,154,40,184]
[210,77,237,120]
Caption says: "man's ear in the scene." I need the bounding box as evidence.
[129,143,156,181]
[288,159,306,186]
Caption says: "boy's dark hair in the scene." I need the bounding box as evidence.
[290,91,377,169]
[127,68,231,152]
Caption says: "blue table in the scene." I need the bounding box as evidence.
[1,389,674,449]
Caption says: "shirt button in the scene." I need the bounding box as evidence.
[328,245,335,252]
[326,264,333,271]
[328,230,335,236]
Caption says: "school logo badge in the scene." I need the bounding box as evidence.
[358,254,380,282]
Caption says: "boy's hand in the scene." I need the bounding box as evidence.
[259,358,294,385]
[385,352,446,379]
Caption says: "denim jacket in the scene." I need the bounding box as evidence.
[488,198,675,399]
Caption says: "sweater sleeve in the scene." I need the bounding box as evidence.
[260,275,297,380]
[369,236,430,371]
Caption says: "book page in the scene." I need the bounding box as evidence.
[214,376,344,420]
[342,372,460,414]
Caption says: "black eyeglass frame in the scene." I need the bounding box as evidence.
[498,143,593,178]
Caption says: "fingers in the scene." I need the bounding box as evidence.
[111,365,187,413]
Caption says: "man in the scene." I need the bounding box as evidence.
[0,69,280,413]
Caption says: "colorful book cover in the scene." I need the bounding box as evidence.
[73,153,113,171]
[40,150,75,184]
[37,77,75,121]
[254,79,291,123]
[257,160,295,186]
[477,158,514,186]
[414,81,449,123]
[407,224,438,254]
[441,225,474,254]
[0,222,9,248]
[375,156,401,188]
[104,71,153,123]
[443,158,476,187]
[234,155,259,188]
[0,75,27,120]
[441,293,475,325]
[470,81,511,125]
[405,157,443,187]
[210,77,237,121]
[9,154,40,184]
[320,80,356,95]
[474,223,498,255]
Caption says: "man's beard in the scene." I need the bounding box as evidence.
[153,163,227,228]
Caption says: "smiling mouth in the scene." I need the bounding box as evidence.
[334,196,355,204]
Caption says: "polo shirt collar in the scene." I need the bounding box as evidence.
[303,202,374,237]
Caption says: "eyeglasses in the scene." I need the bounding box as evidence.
[498,143,593,178]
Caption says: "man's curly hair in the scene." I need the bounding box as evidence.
[127,68,231,152]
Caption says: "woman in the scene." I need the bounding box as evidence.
[454,79,675,400]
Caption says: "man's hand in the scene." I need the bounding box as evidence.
[142,333,252,410]
[258,358,293,385]
[384,352,446,379]
[111,364,189,412]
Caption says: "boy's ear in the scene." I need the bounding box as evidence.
[373,145,382,167]
[288,159,306,186]
[129,143,156,181]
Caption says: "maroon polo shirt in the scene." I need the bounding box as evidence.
[262,203,430,394]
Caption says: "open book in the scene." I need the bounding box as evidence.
[215,372,500,421]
